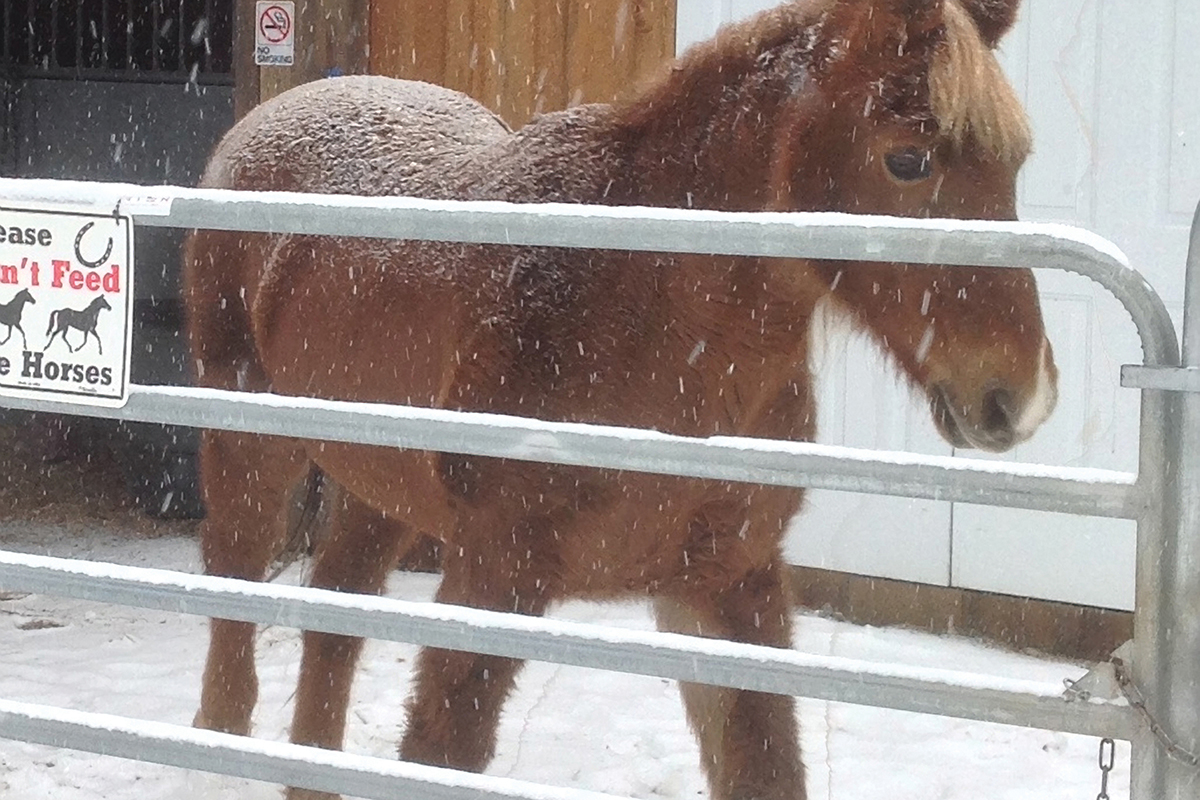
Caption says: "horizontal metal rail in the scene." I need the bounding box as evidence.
[0,384,1141,519]
[0,177,1178,368]
[0,699,624,800]
[0,550,1137,740]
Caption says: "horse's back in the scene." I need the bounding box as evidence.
[186,76,512,390]
[201,75,510,196]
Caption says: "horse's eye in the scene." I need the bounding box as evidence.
[884,148,933,182]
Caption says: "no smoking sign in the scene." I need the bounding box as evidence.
[255,1,295,66]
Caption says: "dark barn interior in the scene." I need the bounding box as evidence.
[0,0,237,517]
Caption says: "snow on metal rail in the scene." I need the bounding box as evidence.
[0,698,628,800]
[0,177,1178,367]
[0,177,1167,519]
[0,550,1136,742]
[0,176,1189,800]
[0,384,1141,518]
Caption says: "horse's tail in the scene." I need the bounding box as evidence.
[266,463,334,581]
[183,226,267,390]
[45,310,57,336]
[266,465,436,579]
[183,125,278,388]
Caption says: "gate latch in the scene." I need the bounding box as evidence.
[1121,365,1200,392]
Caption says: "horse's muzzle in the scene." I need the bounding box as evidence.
[928,339,1058,453]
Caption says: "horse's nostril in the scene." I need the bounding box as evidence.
[981,388,1015,437]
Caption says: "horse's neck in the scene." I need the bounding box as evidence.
[614,59,821,414]
[650,256,818,439]
[616,61,800,211]
[477,63,795,211]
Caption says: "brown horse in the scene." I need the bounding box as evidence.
[184,0,1056,797]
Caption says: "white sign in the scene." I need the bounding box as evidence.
[255,1,295,66]
[0,206,133,407]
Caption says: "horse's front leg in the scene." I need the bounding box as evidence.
[16,324,27,351]
[0,325,10,346]
[90,327,103,355]
[654,505,806,800]
[285,489,421,800]
[399,510,560,772]
[193,430,309,736]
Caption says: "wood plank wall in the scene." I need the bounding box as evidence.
[258,0,371,99]
[790,567,1129,662]
[234,0,370,115]
[369,0,677,127]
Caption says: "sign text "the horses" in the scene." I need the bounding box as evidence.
[0,206,132,407]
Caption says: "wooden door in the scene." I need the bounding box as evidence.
[233,0,370,113]
[369,0,676,127]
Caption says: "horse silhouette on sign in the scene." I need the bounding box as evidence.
[45,295,111,355]
[0,288,35,349]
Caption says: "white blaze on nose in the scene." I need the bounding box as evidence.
[1013,338,1057,439]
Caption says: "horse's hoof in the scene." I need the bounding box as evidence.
[285,787,341,800]
[192,709,251,737]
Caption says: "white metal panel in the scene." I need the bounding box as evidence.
[675,0,729,56]
[1169,3,1200,217]
[1090,0,1194,304]
[953,0,1192,610]
[949,288,1141,610]
[788,318,953,586]
[676,0,784,55]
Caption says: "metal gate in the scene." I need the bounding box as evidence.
[0,176,1197,799]
[0,1,235,518]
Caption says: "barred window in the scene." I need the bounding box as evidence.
[1,0,233,80]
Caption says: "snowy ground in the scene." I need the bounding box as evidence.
[0,522,1130,800]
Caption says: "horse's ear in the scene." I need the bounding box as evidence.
[954,0,1021,47]
[809,0,946,88]
[870,0,1021,49]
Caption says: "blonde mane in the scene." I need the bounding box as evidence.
[931,0,1032,164]
[617,0,1031,164]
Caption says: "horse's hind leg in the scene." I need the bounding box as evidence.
[284,489,420,800]
[284,489,420,799]
[194,429,309,736]
[655,556,805,800]
[400,511,559,771]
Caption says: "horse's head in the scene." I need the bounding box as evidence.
[97,296,112,311]
[17,288,34,304]
[770,0,1054,452]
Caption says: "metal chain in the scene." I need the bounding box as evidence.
[1113,656,1200,769]
[1096,737,1115,800]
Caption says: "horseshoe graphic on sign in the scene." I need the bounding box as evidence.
[74,222,114,269]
